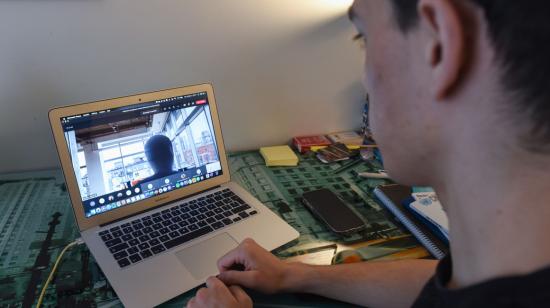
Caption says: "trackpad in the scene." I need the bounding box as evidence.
[175,233,238,280]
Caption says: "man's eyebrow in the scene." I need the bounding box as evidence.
[347,6,357,21]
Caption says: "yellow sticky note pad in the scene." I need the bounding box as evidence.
[259,145,299,167]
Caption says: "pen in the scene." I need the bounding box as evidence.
[357,171,390,179]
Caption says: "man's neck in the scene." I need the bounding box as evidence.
[433,145,550,289]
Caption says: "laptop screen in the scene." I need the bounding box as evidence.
[61,91,223,218]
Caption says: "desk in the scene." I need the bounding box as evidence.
[0,150,429,307]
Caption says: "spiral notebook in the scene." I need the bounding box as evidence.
[374,184,448,259]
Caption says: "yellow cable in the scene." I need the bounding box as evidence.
[36,239,81,308]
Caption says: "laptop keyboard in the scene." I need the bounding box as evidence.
[98,188,258,268]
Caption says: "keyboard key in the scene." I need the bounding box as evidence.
[188,224,198,231]
[212,222,224,229]
[118,258,131,268]
[161,220,173,226]
[197,221,207,227]
[129,254,142,263]
[172,216,182,222]
[109,243,129,254]
[101,234,114,242]
[114,250,128,260]
[180,213,191,220]
[178,221,188,228]
[161,209,170,214]
[164,226,214,250]
[197,214,206,220]
[169,231,180,238]
[179,226,189,234]
[150,231,160,238]
[188,217,198,224]
[153,217,162,223]
[132,230,144,237]
[151,244,166,254]
[152,223,163,230]
[159,235,170,242]
[121,234,133,241]
[198,207,208,213]
[127,238,139,246]
[139,235,151,242]
[214,208,223,214]
[161,213,173,220]
[238,212,250,219]
[232,205,251,214]
[143,226,153,233]
[140,249,153,259]
[127,246,139,255]
[233,217,242,222]
[214,214,224,221]
[206,210,215,217]
[152,212,161,217]
[190,210,199,216]
[143,219,153,226]
[122,227,133,233]
[138,242,150,250]
[180,207,191,213]
[159,227,169,234]
[99,230,110,236]
[249,210,258,216]
[222,218,233,225]
[133,223,144,229]
[206,217,216,224]
[169,224,179,231]
[111,226,121,232]
[223,211,233,218]
[149,238,160,246]
[112,230,123,237]
[105,238,122,247]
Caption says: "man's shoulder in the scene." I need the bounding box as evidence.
[412,255,550,308]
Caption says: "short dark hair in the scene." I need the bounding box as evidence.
[390,0,550,152]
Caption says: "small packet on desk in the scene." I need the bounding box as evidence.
[316,143,358,163]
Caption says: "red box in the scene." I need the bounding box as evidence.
[292,135,332,153]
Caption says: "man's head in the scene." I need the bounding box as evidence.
[145,134,175,174]
[349,0,550,186]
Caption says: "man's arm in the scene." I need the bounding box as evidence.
[217,239,436,308]
[282,258,436,307]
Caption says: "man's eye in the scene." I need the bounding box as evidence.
[353,33,366,48]
[353,33,364,41]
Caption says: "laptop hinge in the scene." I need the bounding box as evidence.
[99,185,222,228]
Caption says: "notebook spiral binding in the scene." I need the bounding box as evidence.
[374,188,446,260]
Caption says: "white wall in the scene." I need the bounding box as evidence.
[0,0,364,173]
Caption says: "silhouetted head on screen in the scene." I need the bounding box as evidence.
[145,135,176,176]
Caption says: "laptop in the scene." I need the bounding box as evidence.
[49,83,299,307]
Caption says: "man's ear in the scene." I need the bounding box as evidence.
[418,0,466,100]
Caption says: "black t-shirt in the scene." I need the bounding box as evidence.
[412,255,550,307]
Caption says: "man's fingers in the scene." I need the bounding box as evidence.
[205,276,224,290]
[228,285,252,305]
[217,270,257,288]
[217,247,242,272]
[217,239,256,271]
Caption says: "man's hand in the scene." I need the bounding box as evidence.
[186,276,252,308]
[217,238,291,294]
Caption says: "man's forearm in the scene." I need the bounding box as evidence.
[280,259,437,308]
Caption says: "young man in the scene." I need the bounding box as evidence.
[187,0,550,307]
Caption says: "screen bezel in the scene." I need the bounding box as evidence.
[49,83,230,231]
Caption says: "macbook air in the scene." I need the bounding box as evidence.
[49,83,299,307]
